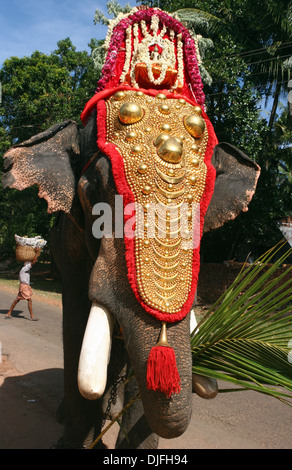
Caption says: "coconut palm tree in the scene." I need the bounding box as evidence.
[191,241,292,405]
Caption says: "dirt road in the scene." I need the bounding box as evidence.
[0,286,291,450]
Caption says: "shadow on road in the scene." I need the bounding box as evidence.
[0,309,25,318]
[0,366,64,449]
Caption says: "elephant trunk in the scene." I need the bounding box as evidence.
[122,312,193,439]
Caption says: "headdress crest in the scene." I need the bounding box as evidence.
[95,7,205,106]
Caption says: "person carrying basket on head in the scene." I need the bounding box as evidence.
[5,248,41,321]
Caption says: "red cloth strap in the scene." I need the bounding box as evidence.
[81,85,207,126]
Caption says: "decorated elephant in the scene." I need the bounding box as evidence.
[2,8,260,449]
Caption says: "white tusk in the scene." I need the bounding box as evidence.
[78,302,115,400]
[190,309,198,337]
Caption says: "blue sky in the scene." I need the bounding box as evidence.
[0,1,284,117]
[0,0,132,66]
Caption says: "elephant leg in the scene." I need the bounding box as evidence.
[115,367,159,450]
[60,291,104,448]
[53,215,104,448]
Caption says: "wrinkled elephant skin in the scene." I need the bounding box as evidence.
[2,111,260,447]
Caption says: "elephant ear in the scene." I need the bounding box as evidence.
[2,120,80,214]
[204,142,261,233]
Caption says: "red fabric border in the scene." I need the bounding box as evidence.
[82,88,217,323]
[81,85,204,125]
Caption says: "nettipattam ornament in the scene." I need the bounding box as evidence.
[81,7,217,398]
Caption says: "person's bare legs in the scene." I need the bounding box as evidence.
[28,299,37,320]
[5,298,20,318]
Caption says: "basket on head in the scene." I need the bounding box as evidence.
[15,245,37,262]
[14,234,46,262]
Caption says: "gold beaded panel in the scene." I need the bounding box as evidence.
[105,90,209,314]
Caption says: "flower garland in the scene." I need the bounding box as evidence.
[103,8,138,52]
[96,8,205,107]
[129,17,177,88]
[120,25,132,83]
[172,32,184,91]
[194,34,202,66]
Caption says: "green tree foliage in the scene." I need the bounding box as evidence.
[1,38,97,142]
[0,38,98,257]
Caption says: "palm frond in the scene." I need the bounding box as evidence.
[174,8,223,34]
[174,8,222,25]
[192,241,292,405]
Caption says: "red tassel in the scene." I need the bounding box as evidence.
[147,345,181,398]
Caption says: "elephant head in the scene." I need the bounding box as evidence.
[2,8,260,446]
